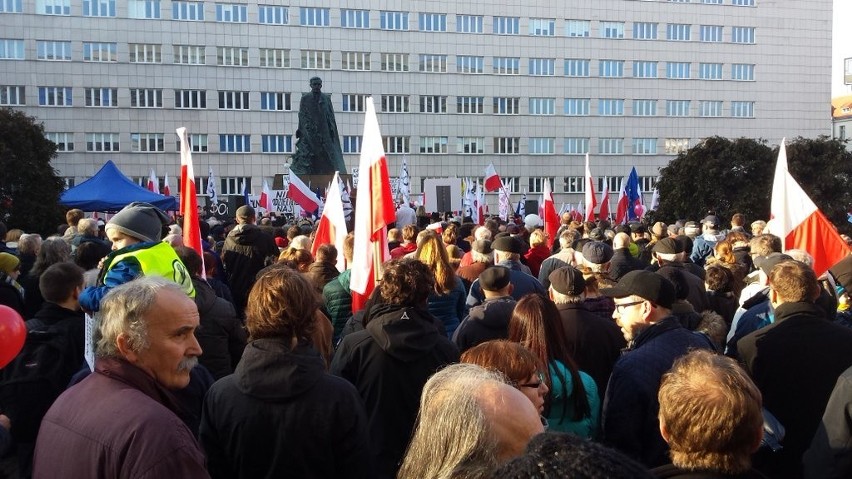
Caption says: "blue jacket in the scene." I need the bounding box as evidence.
[689,232,725,266]
[725,295,772,359]
[427,276,467,338]
[546,360,600,439]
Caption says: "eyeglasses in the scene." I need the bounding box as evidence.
[518,371,546,389]
[614,300,644,313]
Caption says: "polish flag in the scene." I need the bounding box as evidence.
[311,172,348,272]
[162,173,171,196]
[259,179,272,211]
[770,138,850,276]
[542,178,559,248]
[147,169,159,194]
[598,182,610,222]
[176,127,203,259]
[484,163,502,192]
[350,97,395,311]
[615,182,629,224]
[584,154,597,222]
[287,171,321,213]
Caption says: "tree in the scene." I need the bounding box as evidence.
[0,108,65,236]
[655,136,852,234]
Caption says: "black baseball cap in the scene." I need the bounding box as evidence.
[601,270,676,309]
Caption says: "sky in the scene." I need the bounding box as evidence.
[833,0,851,97]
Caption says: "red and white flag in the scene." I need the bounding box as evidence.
[484,163,502,192]
[598,182,610,221]
[615,181,629,224]
[162,173,171,196]
[287,171,321,213]
[259,179,272,211]
[147,169,159,194]
[770,138,850,276]
[584,154,597,222]
[350,97,395,311]
[542,178,559,249]
[176,127,203,259]
[311,172,348,272]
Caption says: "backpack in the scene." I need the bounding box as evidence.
[0,328,78,444]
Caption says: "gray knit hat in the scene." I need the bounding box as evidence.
[106,202,170,243]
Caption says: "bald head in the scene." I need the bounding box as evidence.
[479,382,544,462]
[613,232,631,249]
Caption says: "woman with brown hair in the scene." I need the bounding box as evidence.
[441,224,463,269]
[414,231,467,337]
[508,293,600,438]
[705,240,746,297]
[461,340,550,415]
[277,246,313,273]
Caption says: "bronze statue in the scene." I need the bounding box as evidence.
[290,77,347,175]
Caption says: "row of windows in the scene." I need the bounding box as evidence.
[2,1,755,41]
[44,132,294,153]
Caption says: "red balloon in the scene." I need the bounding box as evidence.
[0,305,26,369]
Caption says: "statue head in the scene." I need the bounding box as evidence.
[310,77,322,93]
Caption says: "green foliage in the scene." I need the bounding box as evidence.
[0,108,65,236]
[655,136,852,233]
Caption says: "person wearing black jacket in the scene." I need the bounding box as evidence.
[221,205,279,318]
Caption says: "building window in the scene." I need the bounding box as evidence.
[564,138,590,155]
[528,178,553,194]
[633,61,658,78]
[342,136,361,153]
[565,59,590,77]
[219,134,251,152]
[456,15,483,33]
[700,25,723,42]
[529,18,555,36]
[529,97,555,115]
[260,91,291,111]
[175,89,206,109]
[381,53,408,72]
[703,0,723,3]
[36,40,72,61]
[45,132,74,151]
[38,86,72,106]
[666,100,691,117]
[600,21,624,39]
[699,100,723,117]
[174,45,205,65]
[666,62,690,79]
[457,137,485,154]
[258,48,288,68]
[131,133,165,152]
[83,42,116,62]
[381,95,409,113]
[564,98,590,116]
[494,137,520,154]
[258,4,287,24]
[599,99,624,116]
[699,62,723,80]
[566,19,590,37]
[419,12,446,32]
[666,23,691,41]
[0,39,24,59]
[86,133,119,152]
[82,0,115,17]
[0,85,24,105]
[36,0,70,15]
[731,101,754,118]
[340,8,368,28]
[300,49,330,69]
[633,22,657,40]
[599,60,624,77]
[419,136,448,154]
[457,55,484,74]
[128,43,162,63]
[732,26,755,44]
[493,57,520,75]
[633,138,657,155]
[172,0,203,20]
[128,0,160,19]
[731,63,755,81]
[129,88,162,108]
[665,138,690,154]
[840,126,847,141]
[732,0,754,6]
[174,133,208,152]
[493,97,520,115]
[299,7,329,26]
[633,99,657,116]
[529,138,555,155]
[492,16,519,35]
[261,135,292,153]
[342,94,367,112]
[84,87,117,107]
[380,11,408,30]
[383,136,410,154]
[217,46,249,66]
[564,176,584,193]
[420,95,446,113]
[341,51,370,71]
[218,90,250,110]
[529,58,555,76]
[598,138,624,155]
[457,96,484,114]
[419,54,447,73]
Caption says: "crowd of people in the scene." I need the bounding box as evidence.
[1,202,852,478]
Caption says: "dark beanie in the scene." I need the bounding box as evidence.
[106,202,170,243]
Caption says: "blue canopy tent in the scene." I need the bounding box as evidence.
[60,160,178,212]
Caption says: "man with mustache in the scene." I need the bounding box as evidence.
[32,277,209,478]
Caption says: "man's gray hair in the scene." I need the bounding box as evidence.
[398,364,508,479]
[17,233,42,255]
[95,276,185,358]
[550,288,583,305]
[77,218,99,236]
[474,226,492,241]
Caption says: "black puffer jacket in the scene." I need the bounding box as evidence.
[221,224,278,316]
[193,277,246,379]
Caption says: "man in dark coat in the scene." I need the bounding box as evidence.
[222,205,279,318]
[737,260,852,479]
[609,232,646,281]
[452,266,516,352]
[466,236,545,307]
[331,259,460,479]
